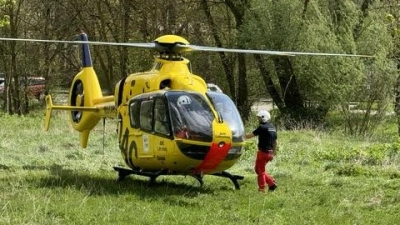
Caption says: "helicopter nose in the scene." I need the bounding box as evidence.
[194,141,231,174]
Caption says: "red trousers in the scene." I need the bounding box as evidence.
[254,150,275,190]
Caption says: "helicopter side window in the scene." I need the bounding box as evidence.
[140,100,153,131]
[129,101,141,128]
[154,98,171,136]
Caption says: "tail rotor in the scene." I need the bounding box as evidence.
[71,80,84,123]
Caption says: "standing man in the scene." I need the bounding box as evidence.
[246,110,278,192]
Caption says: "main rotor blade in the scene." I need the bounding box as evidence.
[0,36,374,58]
[183,44,374,58]
[0,37,156,49]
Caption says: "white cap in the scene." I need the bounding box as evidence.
[256,110,270,123]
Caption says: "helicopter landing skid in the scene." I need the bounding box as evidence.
[113,166,204,187]
[211,171,244,190]
[113,167,243,189]
[113,166,168,184]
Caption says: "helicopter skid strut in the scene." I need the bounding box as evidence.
[211,171,244,190]
[113,166,244,189]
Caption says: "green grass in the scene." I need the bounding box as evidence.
[1,111,400,224]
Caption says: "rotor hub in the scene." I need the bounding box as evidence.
[154,35,191,55]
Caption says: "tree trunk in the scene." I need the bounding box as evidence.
[237,53,250,119]
[200,0,236,100]
[395,65,400,136]
[253,54,284,109]
[201,0,253,121]
[273,57,303,112]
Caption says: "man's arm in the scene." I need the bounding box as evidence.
[245,133,255,139]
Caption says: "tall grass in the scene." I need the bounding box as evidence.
[1,111,400,224]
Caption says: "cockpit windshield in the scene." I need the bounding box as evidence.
[166,92,214,142]
[207,92,245,142]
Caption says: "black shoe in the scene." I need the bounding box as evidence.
[268,184,277,191]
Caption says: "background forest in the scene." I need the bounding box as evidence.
[2,2,400,224]
[1,0,400,135]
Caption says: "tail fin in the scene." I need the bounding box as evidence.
[80,32,93,67]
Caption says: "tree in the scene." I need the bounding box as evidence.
[0,0,396,138]
[384,2,400,136]
[0,0,27,115]
[200,0,254,121]
[239,0,395,132]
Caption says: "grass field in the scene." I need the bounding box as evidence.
[1,111,400,224]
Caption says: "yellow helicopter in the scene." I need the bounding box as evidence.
[0,32,372,189]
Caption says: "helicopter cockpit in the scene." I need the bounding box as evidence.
[207,91,245,142]
[168,92,214,142]
[128,90,244,143]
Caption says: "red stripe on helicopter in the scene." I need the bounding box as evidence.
[194,142,231,174]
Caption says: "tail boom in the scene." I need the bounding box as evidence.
[44,94,116,147]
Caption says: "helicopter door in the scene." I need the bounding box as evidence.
[137,99,155,158]
[154,98,171,136]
